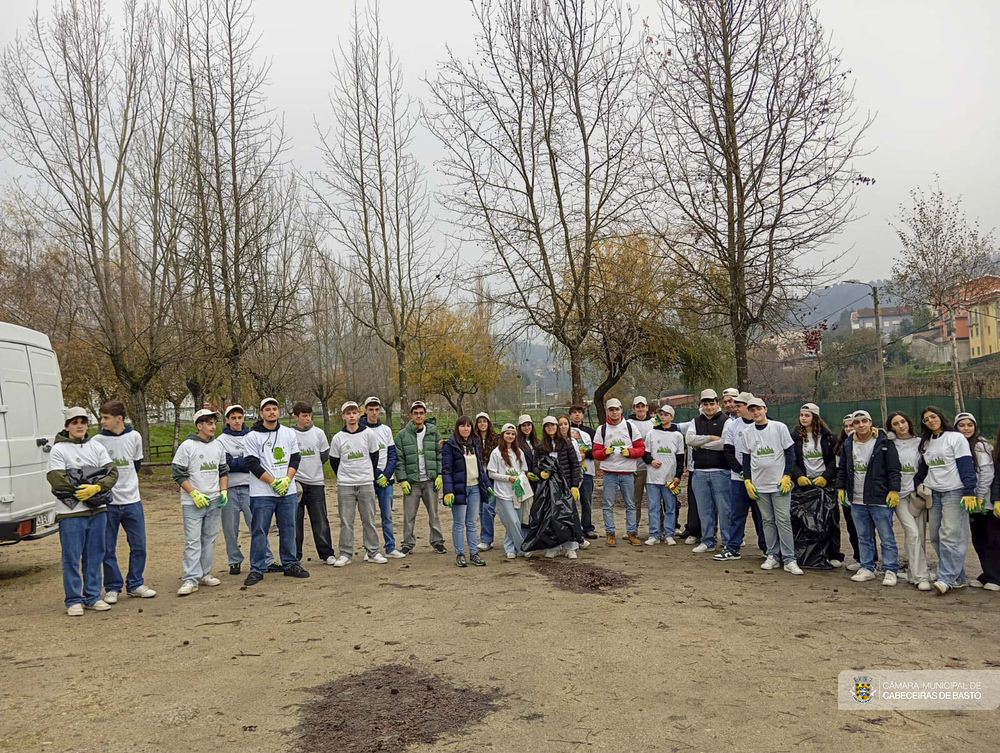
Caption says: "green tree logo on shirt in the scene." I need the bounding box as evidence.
[804,449,823,459]
[854,461,868,472]
[756,446,775,456]
[300,448,315,457]
[656,447,672,455]
[927,456,946,467]
[347,450,365,460]
[199,461,218,471]
[901,462,916,473]
[273,446,287,464]
[113,456,130,467]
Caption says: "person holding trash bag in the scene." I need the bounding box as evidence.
[836,410,901,587]
[954,412,998,591]
[441,416,489,568]
[888,411,932,591]
[790,403,840,569]
[524,416,583,559]
[486,424,530,559]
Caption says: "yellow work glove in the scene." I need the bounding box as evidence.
[399,480,411,495]
[778,475,792,495]
[376,474,389,488]
[993,502,1000,518]
[668,479,681,494]
[271,476,291,496]
[570,487,580,501]
[527,473,539,482]
[813,476,827,488]
[540,471,550,479]
[618,447,630,457]
[190,490,210,508]
[443,493,454,507]
[218,489,228,508]
[744,479,758,500]
[796,476,811,487]
[74,484,102,502]
[838,489,848,507]
[434,476,443,492]
[886,491,899,508]
[961,495,981,513]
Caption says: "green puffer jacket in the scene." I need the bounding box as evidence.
[394,418,441,483]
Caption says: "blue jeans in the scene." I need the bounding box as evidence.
[103,502,147,592]
[691,470,730,548]
[221,485,273,567]
[376,482,397,553]
[851,503,898,573]
[929,488,969,586]
[59,512,107,607]
[480,481,496,545]
[727,479,767,555]
[452,485,481,554]
[495,495,525,554]
[250,494,299,573]
[646,484,677,539]
[602,472,636,534]
[181,503,223,583]
[580,474,595,533]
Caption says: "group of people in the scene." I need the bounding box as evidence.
[46,390,1000,615]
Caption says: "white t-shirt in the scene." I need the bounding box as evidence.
[723,416,753,481]
[742,421,793,493]
[171,436,227,506]
[972,438,994,506]
[570,428,596,476]
[91,429,143,505]
[366,422,395,475]
[293,425,330,485]
[922,431,972,492]
[801,434,826,478]
[594,420,638,474]
[892,436,921,497]
[644,427,685,485]
[244,424,300,498]
[48,437,113,517]
[329,427,380,486]
[416,427,428,481]
[486,446,529,501]
[851,436,876,501]
[628,416,654,471]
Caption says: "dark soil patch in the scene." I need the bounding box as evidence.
[295,664,504,752]
[530,559,634,593]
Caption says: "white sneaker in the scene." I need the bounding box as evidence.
[325,556,338,565]
[127,585,156,598]
[177,581,199,596]
[644,537,658,546]
[200,575,221,587]
[67,604,84,617]
[665,537,677,545]
[565,549,578,559]
[784,561,804,576]
[883,571,897,587]
[684,536,697,544]
[897,570,909,583]
[970,579,984,588]
[917,581,933,591]
[477,542,492,551]
[932,580,949,595]
[104,590,119,604]
[851,568,875,582]
[761,556,779,570]
[828,559,844,568]
[580,539,590,549]
[506,552,517,560]
[691,543,709,553]
[544,550,559,558]
[386,550,406,559]
[85,599,111,611]
[364,552,388,564]
[846,562,861,572]
[984,582,1000,592]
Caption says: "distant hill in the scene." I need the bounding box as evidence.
[791,280,903,326]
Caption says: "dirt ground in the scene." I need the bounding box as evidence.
[2,478,998,753]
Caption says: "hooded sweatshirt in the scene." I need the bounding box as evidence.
[359,414,398,481]
[171,432,229,506]
[292,423,330,485]
[91,425,143,505]
[46,431,118,519]
[217,425,251,488]
[244,420,302,498]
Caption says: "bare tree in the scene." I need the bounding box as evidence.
[646,0,872,389]
[890,180,996,413]
[309,2,446,410]
[427,0,649,405]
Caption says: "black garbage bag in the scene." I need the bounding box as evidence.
[522,454,583,552]
[790,485,837,569]
[52,466,114,510]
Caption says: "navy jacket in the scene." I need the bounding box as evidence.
[836,430,901,506]
[791,427,837,484]
[441,435,488,505]
[222,425,250,474]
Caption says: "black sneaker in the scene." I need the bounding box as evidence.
[283,564,310,578]
[401,545,413,555]
[469,553,486,567]
[432,543,448,554]
[229,563,241,575]
[713,550,741,561]
[266,563,284,573]
[244,571,264,586]
[455,554,467,568]
[584,531,598,540]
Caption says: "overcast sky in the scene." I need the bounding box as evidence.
[1,0,997,282]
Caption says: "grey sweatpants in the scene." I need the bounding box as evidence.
[337,484,380,558]
[402,479,444,549]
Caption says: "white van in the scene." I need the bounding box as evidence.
[0,322,64,544]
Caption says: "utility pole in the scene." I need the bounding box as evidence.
[847,279,889,427]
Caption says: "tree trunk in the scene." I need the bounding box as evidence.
[127,385,152,462]
[229,353,242,406]
[395,345,409,411]
[948,316,965,414]
[568,344,585,406]
[592,374,621,425]
[186,378,204,416]
[171,398,182,452]
[320,400,331,435]
[733,326,750,391]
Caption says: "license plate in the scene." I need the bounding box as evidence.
[35,511,56,528]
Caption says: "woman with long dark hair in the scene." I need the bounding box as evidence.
[516,414,539,458]
[791,403,841,567]
[914,406,978,595]
[486,424,529,559]
[955,412,998,591]
[474,412,499,552]
[530,416,583,559]
[833,412,864,571]
[441,416,488,568]
[888,411,930,590]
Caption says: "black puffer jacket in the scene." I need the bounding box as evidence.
[530,438,582,489]
[791,427,837,483]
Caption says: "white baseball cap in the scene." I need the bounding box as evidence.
[746,396,766,409]
[63,406,89,424]
[475,412,490,422]
[658,404,675,416]
[736,392,754,404]
[410,400,427,411]
[722,388,739,398]
[632,396,648,406]
[500,423,516,433]
[363,396,381,407]
[800,402,820,415]
[224,404,244,417]
[194,408,220,423]
[341,401,360,413]
[541,415,558,427]
[955,412,977,426]
[259,397,279,410]
[517,414,533,425]
[700,389,719,401]
[605,398,623,409]
[852,410,872,421]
